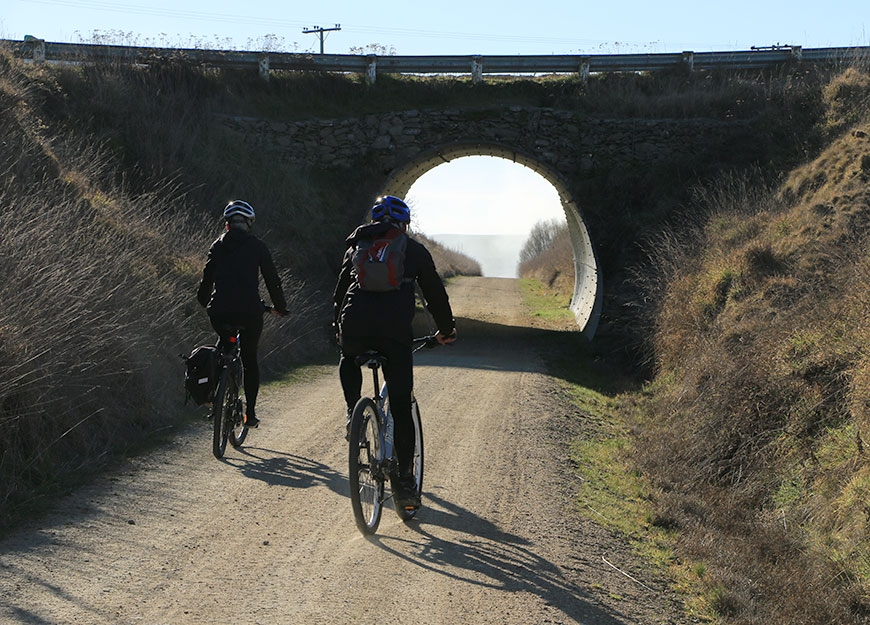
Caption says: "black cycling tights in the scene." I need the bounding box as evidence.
[209,313,263,413]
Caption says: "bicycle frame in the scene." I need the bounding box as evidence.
[360,354,395,480]
[348,335,436,534]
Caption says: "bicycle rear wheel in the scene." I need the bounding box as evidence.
[228,392,248,448]
[348,397,384,535]
[228,363,248,448]
[395,396,425,521]
[212,370,237,459]
[211,371,228,458]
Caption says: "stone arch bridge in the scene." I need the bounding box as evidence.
[223,107,753,338]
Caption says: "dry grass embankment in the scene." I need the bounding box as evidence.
[517,220,574,298]
[0,54,319,525]
[415,231,482,279]
[629,66,870,624]
[517,62,870,624]
[0,52,210,518]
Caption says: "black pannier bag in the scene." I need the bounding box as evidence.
[183,345,220,405]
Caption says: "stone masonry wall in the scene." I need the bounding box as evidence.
[219,107,754,176]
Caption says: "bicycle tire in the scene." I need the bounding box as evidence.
[228,363,248,448]
[348,397,384,535]
[211,370,230,458]
[395,396,424,521]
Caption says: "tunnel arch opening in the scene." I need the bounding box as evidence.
[379,142,602,339]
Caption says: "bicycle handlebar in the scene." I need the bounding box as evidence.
[413,334,444,352]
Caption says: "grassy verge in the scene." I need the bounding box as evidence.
[517,278,575,326]
[519,276,718,622]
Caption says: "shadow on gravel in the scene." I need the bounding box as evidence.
[224,447,348,495]
[416,316,636,397]
[366,491,635,624]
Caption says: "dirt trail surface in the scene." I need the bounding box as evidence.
[0,277,690,625]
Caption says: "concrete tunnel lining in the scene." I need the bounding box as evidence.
[379,143,602,339]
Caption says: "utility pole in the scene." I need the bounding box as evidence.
[303,24,341,54]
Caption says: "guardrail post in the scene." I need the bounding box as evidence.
[790,45,803,61]
[578,58,591,84]
[471,55,483,84]
[366,55,377,85]
[258,54,270,80]
[682,51,694,72]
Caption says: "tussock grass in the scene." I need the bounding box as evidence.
[520,59,870,623]
[628,65,870,623]
[0,142,208,515]
[0,48,329,526]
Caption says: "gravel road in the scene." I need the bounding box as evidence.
[0,277,690,625]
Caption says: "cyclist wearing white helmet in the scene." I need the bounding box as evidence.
[333,195,456,508]
[197,200,288,429]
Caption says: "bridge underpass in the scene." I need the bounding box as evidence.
[380,143,602,339]
[226,103,756,341]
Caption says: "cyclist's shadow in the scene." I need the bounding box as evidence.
[222,446,343,492]
[367,490,635,625]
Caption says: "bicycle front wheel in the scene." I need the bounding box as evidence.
[396,396,425,521]
[348,397,384,535]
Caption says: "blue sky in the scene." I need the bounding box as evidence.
[3,0,868,54]
[3,0,867,263]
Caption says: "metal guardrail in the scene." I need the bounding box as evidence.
[3,38,868,84]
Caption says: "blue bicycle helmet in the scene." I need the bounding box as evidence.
[371,195,410,223]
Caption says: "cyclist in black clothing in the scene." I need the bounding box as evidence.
[197,200,288,429]
[333,195,456,508]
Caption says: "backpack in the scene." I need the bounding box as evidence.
[351,228,409,292]
[183,345,220,405]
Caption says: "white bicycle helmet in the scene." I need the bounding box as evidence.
[223,200,255,222]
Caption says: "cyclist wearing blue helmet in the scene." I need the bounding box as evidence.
[333,195,456,508]
[371,194,411,222]
[197,200,288,429]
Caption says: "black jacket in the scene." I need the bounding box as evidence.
[197,228,288,317]
[333,222,454,342]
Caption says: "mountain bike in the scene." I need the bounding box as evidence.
[348,335,439,535]
[210,306,274,459]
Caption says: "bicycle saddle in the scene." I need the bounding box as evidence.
[355,351,388,369]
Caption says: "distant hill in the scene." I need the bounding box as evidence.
[427,234,527,278]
